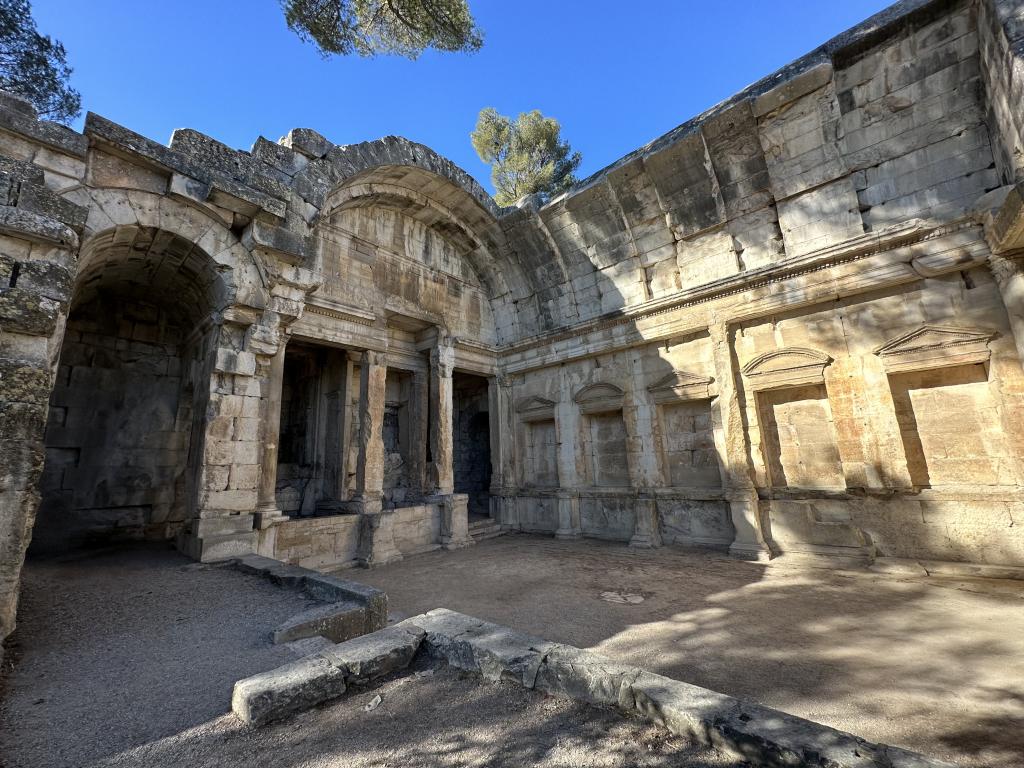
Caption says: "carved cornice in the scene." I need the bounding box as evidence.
[874,325,995,373]
[742,347,832,390]
[573,383,625,414]
[515,395,556,422]
[647,370,715,403]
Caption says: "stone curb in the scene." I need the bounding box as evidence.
[232,624,425,725]
[271,600,366,645]
[230,607,958,768]
[231,555,388,634]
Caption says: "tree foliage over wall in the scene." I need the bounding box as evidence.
[471,108,581,206]
[0,0,80,123]
[281,0,482,58]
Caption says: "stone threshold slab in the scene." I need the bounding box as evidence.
[231,607,957,768]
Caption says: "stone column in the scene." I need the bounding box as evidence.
[709,322,776,560]
[353,349,401,566]
[353,350,387,515]
[624,351,664,548]
[554,366,582,539]
[254,336,289,528]
[429,335,455,496]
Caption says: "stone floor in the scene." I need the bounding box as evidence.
[0,545,318,768]
[349,534,1024,768]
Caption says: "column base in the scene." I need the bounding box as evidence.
[254,507,289,530]
[629,533,659,549]
[178,528,258,563]
[356,511,403,568]
[728,541,777,561]
[437,493,474,549]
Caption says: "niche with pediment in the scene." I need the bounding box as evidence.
[878,326,1011,488]
[647,371,721,488]
[574,383,630,487]
[515,395,558,487]
[744,347,844,490]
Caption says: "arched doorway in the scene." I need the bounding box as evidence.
[32,226,227,553]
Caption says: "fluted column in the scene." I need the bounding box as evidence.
[354,349,387,515]
[429,334,455,496]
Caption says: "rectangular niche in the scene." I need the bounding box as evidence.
[659,400,721,487]
[758,383,844,490]
[583,411,630,487]
[525,419,558,487]
[888,363,1011,487]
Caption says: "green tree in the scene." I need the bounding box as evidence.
[471,108,581,206]
[0,0,79,123]
[281,0,482,58]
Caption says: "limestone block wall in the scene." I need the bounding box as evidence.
[33,294,194,551]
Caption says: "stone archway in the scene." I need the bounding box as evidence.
[33,226,230,552]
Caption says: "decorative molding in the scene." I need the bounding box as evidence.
[515,395,556,422]
[573,383,625,414]
[305,297,376,326]
[874,325,995,373]
[646,370,715,403]
[742,347,832,390]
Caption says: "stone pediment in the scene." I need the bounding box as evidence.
[742,347,832,390]
[573,383,625,414]
[875,325,994,372]
[646,370,714,403]
[515,395,556,422]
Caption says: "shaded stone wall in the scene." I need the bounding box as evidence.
[452,373,491,515]
[33,294,194,551]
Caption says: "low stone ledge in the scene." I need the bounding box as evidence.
[272,600,365,645]
[232,654,347,726]
[233,624,424,724]
[319,624,425,685]
[535,644,644,710]
[231,555,388,634]
[398,608,554,688]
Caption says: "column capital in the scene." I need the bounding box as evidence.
[430,335,455,378]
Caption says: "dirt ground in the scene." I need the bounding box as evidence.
[88,661,745,768]
[350,533,1024,768]
[0,544,741,768]
[0,545,318,768]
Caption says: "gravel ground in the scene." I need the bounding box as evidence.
[0,545,318,768]
[352,534,1024,768]
[89,660,747,768]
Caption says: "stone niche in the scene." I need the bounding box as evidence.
[743,348,845,491]
[574,384,630,487]
[383,368,414,508]
[516,395,559,489]
[452,372,492,516]
[648,371,720,488]
[877,326,1012,489]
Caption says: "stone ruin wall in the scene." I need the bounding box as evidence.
[5,0,1024,653]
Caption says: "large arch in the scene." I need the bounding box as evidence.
[32,191,270,552]
[294,138,535,344]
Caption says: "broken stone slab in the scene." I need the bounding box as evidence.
[272,600,367,645]
[233,624,424,725]
[233,554,312,589]
[399,608,554,688]
[534,643,644,709]
[319,624,425,685]
[232,654,346,726]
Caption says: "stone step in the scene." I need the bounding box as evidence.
[469,522,505,541]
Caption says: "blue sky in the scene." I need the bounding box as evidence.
[34,1,893,193]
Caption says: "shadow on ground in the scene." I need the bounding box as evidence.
[350,534,1024,768]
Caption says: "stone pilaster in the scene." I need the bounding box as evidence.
[429,334,455,496]
[254,335,289,528]
[488,374,516,526]
[410,368,429,499]
[554,366,582,539]
[709,322,776,561]
[624,351,663,548]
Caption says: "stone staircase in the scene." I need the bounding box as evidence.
[468,517,505,542]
